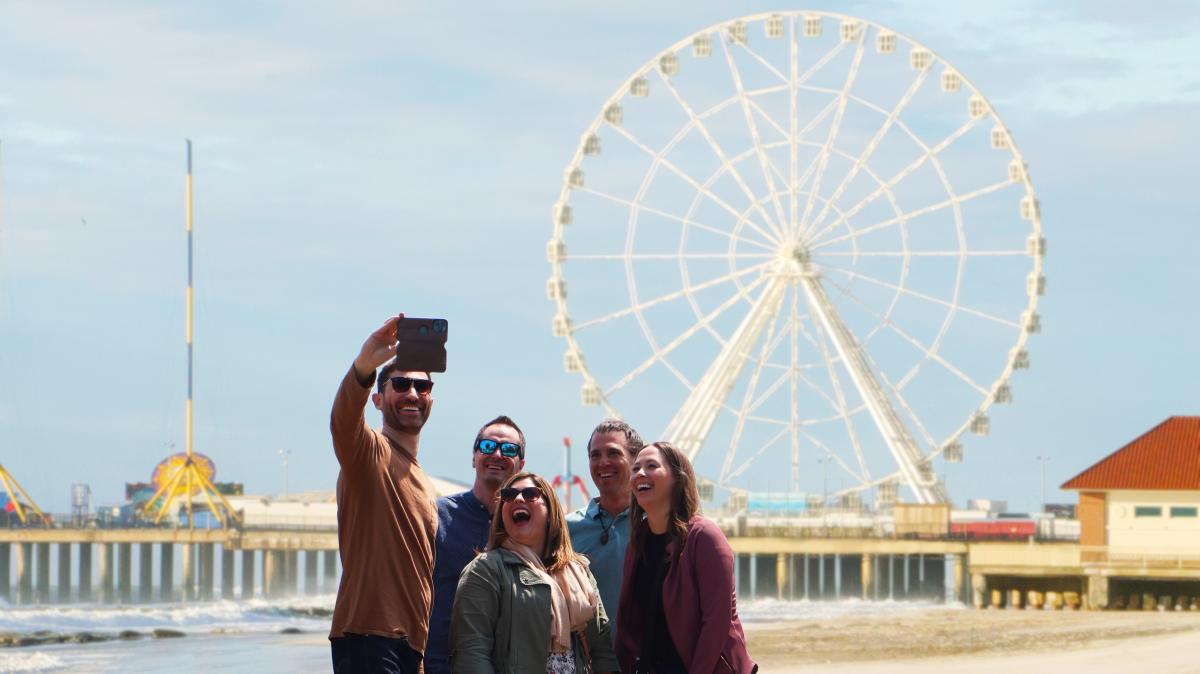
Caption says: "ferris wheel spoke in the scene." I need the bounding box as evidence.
[606,273,773,396]
[806,116,981,244]
[730,36,789,84]
[574,260,773,332]
[721,289,786,483]
[820,275,991,397]
[820,250,1028,257]
[799,274,947,503]
[796,285,872,481]
[797,31,868,240]
[789,16,801,238]
[820,262,1020,328]
[798,427,869,485]
[571,252,773,261]
[607,125,783,247]
[664,277,789,460]
[719,37,791,244]
[873,364,938,448]
[576,186,777,252]
[802,64,933,239]
[809,178,1011,251]
[723,425,791,483]
[655,72,788,242]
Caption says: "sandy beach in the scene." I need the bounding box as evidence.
[748,609,1200,674]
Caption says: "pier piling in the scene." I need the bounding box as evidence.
[159,543,174,602]
[242,550,256,599]
[139,544,154,602]
[57,543,71,603]
[222,547,235,599]
[36,542,50,603]
[78,542,92,601]
[118,543,132,603]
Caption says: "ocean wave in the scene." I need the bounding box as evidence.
[0,594,336,636]
[0,651,66,673]
[738,597,965,624]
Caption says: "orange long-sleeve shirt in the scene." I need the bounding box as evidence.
[328,367,438,652]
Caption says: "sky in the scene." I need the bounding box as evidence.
[0,1,1197,515]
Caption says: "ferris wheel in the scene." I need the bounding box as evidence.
[546,11,1044,505]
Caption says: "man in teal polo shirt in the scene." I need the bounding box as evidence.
[566,418,643,641]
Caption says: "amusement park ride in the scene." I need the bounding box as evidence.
[140,141,239,528]
[552,436,590,511]
[547,11,1044,507]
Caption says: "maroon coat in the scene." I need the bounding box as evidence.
[615,516,756,674]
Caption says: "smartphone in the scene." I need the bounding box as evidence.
[394,317,449,373]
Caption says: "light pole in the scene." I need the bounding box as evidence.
[816,454,830,506]
[1035,455,1050,514]
[279,448,292,498]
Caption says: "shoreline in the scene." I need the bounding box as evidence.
[746,609,1200,672]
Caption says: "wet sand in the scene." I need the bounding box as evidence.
[748,609,1200,673]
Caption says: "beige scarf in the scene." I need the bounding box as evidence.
[501,539,599,654]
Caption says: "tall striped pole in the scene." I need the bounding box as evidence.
[185,140,195,528]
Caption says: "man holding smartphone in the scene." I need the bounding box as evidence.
[423,415,526,674]
[329,315,438,674]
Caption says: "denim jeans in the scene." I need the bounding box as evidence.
[331,634,422,674]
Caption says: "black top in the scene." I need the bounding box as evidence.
[632,531,686,674]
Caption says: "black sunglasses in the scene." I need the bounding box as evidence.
[389,376,433,395]
[499,486,543,503]
[476,438,523,458]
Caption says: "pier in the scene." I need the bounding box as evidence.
[0,528,338,604]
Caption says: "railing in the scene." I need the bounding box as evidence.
[1080,546,1200,569]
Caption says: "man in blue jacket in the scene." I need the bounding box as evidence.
[423,415,526,674]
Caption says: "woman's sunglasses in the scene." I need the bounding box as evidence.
[475,438,523,458]
[499,486,543,503]
[389,376,433,395]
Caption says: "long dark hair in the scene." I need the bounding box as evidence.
[485,472,581,573]
[629,441,701,566]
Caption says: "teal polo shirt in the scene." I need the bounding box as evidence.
[567,498,630,642]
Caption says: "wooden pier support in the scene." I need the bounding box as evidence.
[323,550,338,592]
[953,555,965,604]
[286,550,299,596]
[199,543,215,601]
[775,553,788,600]
[263,549,283,598]
[1086,575,1109,610]
[139,544,154,602]
[305,550,318,595]
[181,543,195,601]
[118,543,132,603]
[15,543,32,603]
[159,544,174,602]
[36,542,50,603]
[57,543,72,603]
[861,553,874,600]
[78,542,92,601]
[98,543,114,603]
[222,547,235,599]
[0,542,9,602]
[242,550,256,599]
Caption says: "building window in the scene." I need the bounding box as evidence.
[1134,506,1163,517]
[1169,506,1198,518]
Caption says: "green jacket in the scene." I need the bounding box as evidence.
[450,549,619,674]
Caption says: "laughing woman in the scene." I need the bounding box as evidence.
[451,472,619,674]
[615,442,757,674]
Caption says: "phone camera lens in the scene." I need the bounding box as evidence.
[419,326,429,336]
[434,320,447,333]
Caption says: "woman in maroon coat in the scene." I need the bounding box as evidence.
[615,441,757,674]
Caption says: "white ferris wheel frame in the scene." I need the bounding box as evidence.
[547,10,1045,505]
